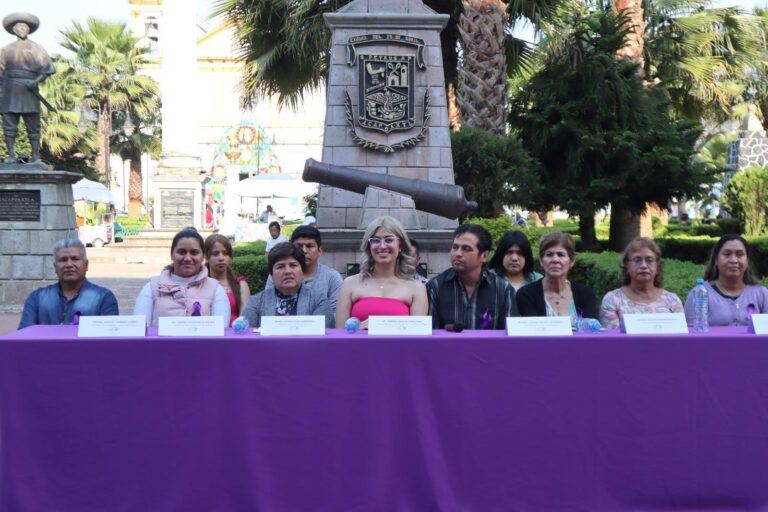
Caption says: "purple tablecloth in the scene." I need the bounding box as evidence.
[2,326,768,511]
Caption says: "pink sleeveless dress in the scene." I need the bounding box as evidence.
[350,297,410,321]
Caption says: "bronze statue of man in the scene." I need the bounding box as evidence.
[0,12,55,164]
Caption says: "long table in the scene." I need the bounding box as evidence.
[2,326,768,511]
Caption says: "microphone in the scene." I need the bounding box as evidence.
[445,322,465,333]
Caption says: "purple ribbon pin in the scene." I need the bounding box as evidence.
[191,302,202,316]
[480,310,492,329]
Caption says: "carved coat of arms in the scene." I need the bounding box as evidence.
[345,34,430,153]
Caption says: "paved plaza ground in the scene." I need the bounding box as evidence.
[0,252,166,335]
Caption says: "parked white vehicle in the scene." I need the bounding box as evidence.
[78,225,113,248]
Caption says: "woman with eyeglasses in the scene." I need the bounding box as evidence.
[599,237,683,329]
[335,215,428,329]
[683,234,768,326]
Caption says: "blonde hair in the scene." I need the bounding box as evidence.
[359,215,416,280]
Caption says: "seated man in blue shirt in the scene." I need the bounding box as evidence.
[18,238,119,328]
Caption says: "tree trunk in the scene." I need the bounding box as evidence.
[609,203,641,251]
[611,0,646,249]
[579,214,597,251]
[128,154,143,218]
[447,83,461,131]
[97,102,112,183]
[435,3,461,131]
[457,0,508,134]
[614,0,645,76]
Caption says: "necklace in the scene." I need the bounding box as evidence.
[545,280,570,305]
[372,277,395,290]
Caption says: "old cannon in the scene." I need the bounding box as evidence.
[303,158,477,220]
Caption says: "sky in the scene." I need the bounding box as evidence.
[3,0,767,55]
[1,0,219,55]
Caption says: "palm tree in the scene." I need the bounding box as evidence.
[59,18,160,185]
[211,0,459,109]
[457,0,509,134]
[644,1,764,124]
[211,0,564,120]
[113,109,162,218]
[39,60,99,162]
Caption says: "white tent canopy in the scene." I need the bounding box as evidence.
[72,178,115,204]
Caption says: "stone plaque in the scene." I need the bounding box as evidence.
[160,189,194,228]
[0,190,41,222]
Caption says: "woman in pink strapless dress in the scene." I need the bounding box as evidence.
[336,216,428,329]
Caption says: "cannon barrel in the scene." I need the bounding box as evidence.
[303,158,477,220]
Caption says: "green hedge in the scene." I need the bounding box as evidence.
[466,216,582,251]
[465,216,514,246]
[115,215,149,227]
[656,236,768,278]
[233,241,267,257]
[659,219,742,238]
[568,252,706,303]
[569,251,768,303]
[231,254,269,292]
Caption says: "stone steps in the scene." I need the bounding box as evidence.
[88,246,171,264]
[117,229,216,248]
[88,229,217,263]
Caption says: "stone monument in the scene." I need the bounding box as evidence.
[149,0,205,229]
[316,0,459,276]
[0,170,81,310]
[0,13,81,311]
[724,104,768,186]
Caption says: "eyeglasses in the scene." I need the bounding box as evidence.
[369,236,399,247]
[628,257,657,266]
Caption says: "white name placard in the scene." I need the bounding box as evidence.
[506,317,572,336]
[158,316,224,337]
[368,316,432,336]
[621,313,688,335]
[78,315,146,338]
[748,314,768,335]
[260,316,326,336]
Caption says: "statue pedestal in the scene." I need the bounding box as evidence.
[0,169,81,311]
[150,153,205,229]
[315,0,457,275]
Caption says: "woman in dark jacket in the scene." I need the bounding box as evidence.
[516,232,597,323]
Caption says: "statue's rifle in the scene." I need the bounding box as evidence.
[29,87,57,112]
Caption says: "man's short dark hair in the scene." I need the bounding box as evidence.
[290,225,322,246]
[267,242,307,275]
[453,224,492,253]
[268,221,281,231]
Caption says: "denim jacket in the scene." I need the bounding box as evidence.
[18,279,119,329]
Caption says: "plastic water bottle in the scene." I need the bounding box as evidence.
[692,278,709,333]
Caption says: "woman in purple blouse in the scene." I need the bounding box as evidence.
[684,234,768,326]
